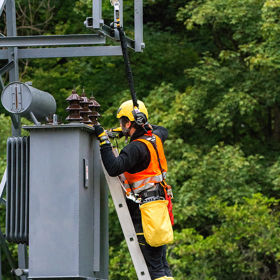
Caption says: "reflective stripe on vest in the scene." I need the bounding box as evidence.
[123,134,167,194]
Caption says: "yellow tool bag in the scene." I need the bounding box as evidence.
[140,200,173,247]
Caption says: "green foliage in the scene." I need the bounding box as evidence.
[109,241,137,280]
[2,0,280,279]
[171,194,280,280]
[173,144,265,228]
[0,115,11,176]
[176,0,280,152]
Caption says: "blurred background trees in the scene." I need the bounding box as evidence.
[1,0,280,279]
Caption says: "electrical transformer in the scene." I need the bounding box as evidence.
[23,123,108,279]
[1,82,56,122]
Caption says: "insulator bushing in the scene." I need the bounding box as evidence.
[80,90,92,125]
[89,96,101,125]
[66,89,83,122]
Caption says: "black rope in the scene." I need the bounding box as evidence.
[117,27,138,108]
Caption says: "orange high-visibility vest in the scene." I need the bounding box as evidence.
[123,134,167,195]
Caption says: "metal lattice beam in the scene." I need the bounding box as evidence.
[0,34,105,47]
[0,61,14,75]
[0,46,122,59]
[0,0,8,17]
[0,168,6,200]
[134,0,144,52]
[6,0,20,137]
[0,228,19,279]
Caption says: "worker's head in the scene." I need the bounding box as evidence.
[117,100,148,136]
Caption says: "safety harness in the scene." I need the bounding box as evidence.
[123,134,167,195]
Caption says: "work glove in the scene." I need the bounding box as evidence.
[107,127,124,139]
[94,125,111,146]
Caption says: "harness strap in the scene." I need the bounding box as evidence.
[117,26,138,108]
[138,135,165,175]
[142,135,172,197]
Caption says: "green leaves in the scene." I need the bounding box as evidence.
[0,115,11,176]
[171,195,280,280]
[1,0,280,279]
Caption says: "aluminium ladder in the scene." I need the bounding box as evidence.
[102,163,151,280]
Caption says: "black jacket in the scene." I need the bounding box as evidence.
[100,125,168,176]
[100,125,168,227]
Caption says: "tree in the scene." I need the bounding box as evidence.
[176,0,280,149]
[171,195,280,280]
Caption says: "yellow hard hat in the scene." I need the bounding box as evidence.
[117,100,148,121]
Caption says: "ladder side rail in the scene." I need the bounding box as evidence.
[102,164,151,280]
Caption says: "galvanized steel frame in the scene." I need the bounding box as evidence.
[0,0,143,278]
[0,0,143,60]
[0,168,6,204]
[0,0,144,129]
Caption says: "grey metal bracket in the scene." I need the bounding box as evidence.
[0,76,4,90]
[0,34,105,47]
[0,168,6,200]
[134,0,144,52]
[0,46,122,59]
[0,228,20,279]
[10,114,20,129]
[0,0,8,17]
[12,268,28,278]
[85,0,144,52]
[17,244,28,280]
[85,277,107,280]
[99,25,135,50]
[91,0,104,29]
[0,61,14,76]
[0,167,6,203]
[29,112,41,126]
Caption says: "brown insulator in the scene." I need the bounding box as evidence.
[91,111,101,117]
[66,89,81,102]
[89,95,101,125]
[79,89,93,125]
[89,96,101,109]
[66,89,83,122]
[89,112,101,125]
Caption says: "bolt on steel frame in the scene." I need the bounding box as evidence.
[0,0,144,279]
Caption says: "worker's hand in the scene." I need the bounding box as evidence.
[94,125,111,146]
[94,124,104,137]
[107,127,124,139]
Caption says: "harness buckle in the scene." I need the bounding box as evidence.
[138,183,165,204]
[126,193,142,203]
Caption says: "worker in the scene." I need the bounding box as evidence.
[94,100,174,280]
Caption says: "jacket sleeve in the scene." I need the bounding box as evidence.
[151,125,168,143]
[100,142,146,177]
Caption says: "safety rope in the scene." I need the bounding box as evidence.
[111,0,138,108]
[117,26,138,109]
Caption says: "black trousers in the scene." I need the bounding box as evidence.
[137,234,172,279]
[127,199,172,279]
